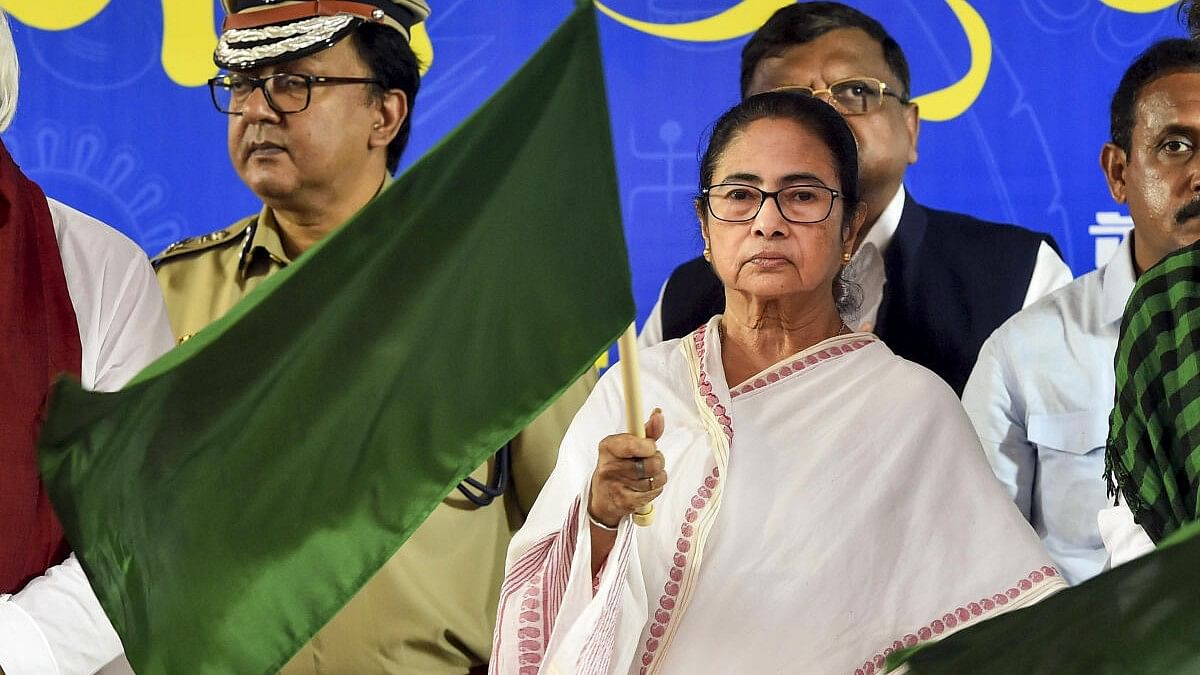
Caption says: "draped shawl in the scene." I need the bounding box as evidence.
[493,317,1063,675]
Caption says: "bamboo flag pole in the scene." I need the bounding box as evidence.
[617,321,655,527]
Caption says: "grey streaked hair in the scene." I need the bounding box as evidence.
[0,11,18,132]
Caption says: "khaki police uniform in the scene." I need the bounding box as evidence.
[154,208,595,674]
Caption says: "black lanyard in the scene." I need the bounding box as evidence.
[456,444,510,507]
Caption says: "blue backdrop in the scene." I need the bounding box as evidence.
[1,1,1185,328]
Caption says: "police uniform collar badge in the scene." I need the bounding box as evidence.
[215,0,431,70]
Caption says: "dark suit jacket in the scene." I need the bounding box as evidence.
[658,195,1063,395]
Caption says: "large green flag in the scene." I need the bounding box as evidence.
[37,5,632,674]
[888,521,1200,674]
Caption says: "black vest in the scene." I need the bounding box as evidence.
[659,196,1062,395]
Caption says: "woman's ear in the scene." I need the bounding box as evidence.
[696,199,713,261]
[842,202,867,257]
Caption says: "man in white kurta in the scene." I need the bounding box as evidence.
[965,39,1200,581]
[0,198,173,674]
[0,11,174,672]
[494,318,1063,675]
[962,237,1135,585]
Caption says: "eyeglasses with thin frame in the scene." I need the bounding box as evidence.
[702,183,841,224]
[208,72,383,115]
[771,76,908,115]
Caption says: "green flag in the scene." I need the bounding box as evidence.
[888,521,1200,674]
[37,5,632,674]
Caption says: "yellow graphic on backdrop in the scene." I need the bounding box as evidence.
[594,0,792,41]
[411,23,433,74]
[0,0,432,87]
[1100,0,1175,12]
[0,1,1173,89]
[595,0,992,122]
[913,0,990,122]
[2,0,106,30]
[162,1,216,86]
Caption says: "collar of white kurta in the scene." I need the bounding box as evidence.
[1100,233,1136,326]
[844,186,904,332]
[855,184,906,262]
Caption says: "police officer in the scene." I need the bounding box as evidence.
[155,2,593,672]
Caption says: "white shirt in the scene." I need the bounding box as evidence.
[962,235,1135,585]
[638,187,1073,344]
[1097,498,1155,569]
[842,185,906,331]
[0,199,173,675]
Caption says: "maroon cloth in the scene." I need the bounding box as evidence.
[0,141,81,594]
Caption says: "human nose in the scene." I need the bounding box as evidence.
[240,83,281,124]
[752,193,788,238]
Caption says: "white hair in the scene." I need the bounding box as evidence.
[0,11,19,132]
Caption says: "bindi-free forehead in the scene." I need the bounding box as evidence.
[714,117,840,188]
[1132,71,1200,144]
[747,28,899,96]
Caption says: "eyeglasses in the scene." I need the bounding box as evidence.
[702,183,840,224]
[208,72,383,115]
[772,77,908,115]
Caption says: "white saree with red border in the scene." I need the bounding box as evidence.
[492,316,1064,675]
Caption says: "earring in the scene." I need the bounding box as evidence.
[842,251,851,265]
[372,123,381,130]
[703,246,712,262]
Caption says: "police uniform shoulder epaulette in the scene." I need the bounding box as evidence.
[152,218,254,268]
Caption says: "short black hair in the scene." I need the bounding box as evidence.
[348,21,421,173]
[697,92,862,315]
[1110,38,1200,153]
[740,2,910,100]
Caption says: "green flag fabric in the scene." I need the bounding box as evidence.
[37,5,632,674]
[888,520,1200,674]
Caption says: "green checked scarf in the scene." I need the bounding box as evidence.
[1107,239,1200,544]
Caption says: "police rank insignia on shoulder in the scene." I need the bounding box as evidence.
[152,220,252,267]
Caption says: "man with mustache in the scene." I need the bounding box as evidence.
[152,2,593,672]
[638,2,1073,396]
[963,38,1200,582]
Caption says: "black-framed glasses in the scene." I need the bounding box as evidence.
[702,183,840,224]
[208,72,383,115]
[772,76,908,115]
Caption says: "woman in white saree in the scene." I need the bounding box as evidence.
[491,93,1064,675]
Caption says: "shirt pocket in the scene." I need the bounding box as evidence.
[1027,409,1109,455]
[1027,409,1110,544]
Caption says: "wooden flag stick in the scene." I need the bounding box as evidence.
[617,321,654,527]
